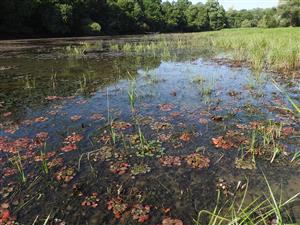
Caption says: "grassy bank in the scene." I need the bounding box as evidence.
[211,28,300,73]
[97,27,299,74]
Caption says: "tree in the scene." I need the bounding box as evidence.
[37,2,73,34]
[142,0,164,31]
[185,3,209,31]
[205,0,226,30]
[278,0,300,26]
[241,19,252,27]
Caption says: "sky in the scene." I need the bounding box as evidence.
[190,0,279,10]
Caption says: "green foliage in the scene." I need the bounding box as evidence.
[206,0,226,30]
[278,0,300,26]
[258,15,278,28]
[82,18,101,35]
[241,19,252,28]
[185,3,209,31]
[0,0,300,36]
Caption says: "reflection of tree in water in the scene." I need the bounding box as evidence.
[0,55,163,121]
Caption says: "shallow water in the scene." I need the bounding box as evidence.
[0,36,299,224]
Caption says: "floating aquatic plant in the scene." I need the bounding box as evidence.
[186,153,210,169]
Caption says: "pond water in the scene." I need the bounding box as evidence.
[0,36,299,224]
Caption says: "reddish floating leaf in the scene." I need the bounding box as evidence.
[159,103,176,112]
[198,118,208,125]
[107,197,128,219]
[90,113,104,121]
[212,136,234,150]
[159,156,181,167]
[162,217,184,225]
[131,204,150,223]
[61,144,77,152]
[34,117,48,123]
[81,193,100,208]
[180,133,191,142]
[45,96,61,101]
[70,115,81,122]
[3,112,12,117]
[110,162,130,175]
[186,153,210,169]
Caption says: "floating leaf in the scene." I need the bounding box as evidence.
[55,166,76,182]
[131,204,150,223]
[112,121,132,130]
[70,115,81,122]
[45,96,61,101]
[131,164,151,176]
[282,127,296,136]
[159,103,176,112]
[212,136,234,150]
[110,162,130,175]
[235,158,256,170]
[186,153,210,169]
[81,193,100,208]
[162,217,183,225]
[61,144,78,152]
[159,156,181,167]
[107,197,128,219]
[34,117,48,123]
[3,112,12,117]
[211,115,223,122]
[198,118,208,125]
[90,113,104,121]
[179,133,191,142]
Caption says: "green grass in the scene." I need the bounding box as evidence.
[195,175,300,225]
[211,28,300,73]
[10,152,26,183]
[108,28,299,74]
[272,78,300,116]
[128,79,137,111]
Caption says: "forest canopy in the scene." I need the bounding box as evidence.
[0,0,299,37]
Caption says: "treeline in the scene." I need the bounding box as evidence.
[0,0,299,37]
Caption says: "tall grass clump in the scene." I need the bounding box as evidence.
[10,153,26,183]
[210,28,300,73]
[195,175,300,225]
[65,41,92,57]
